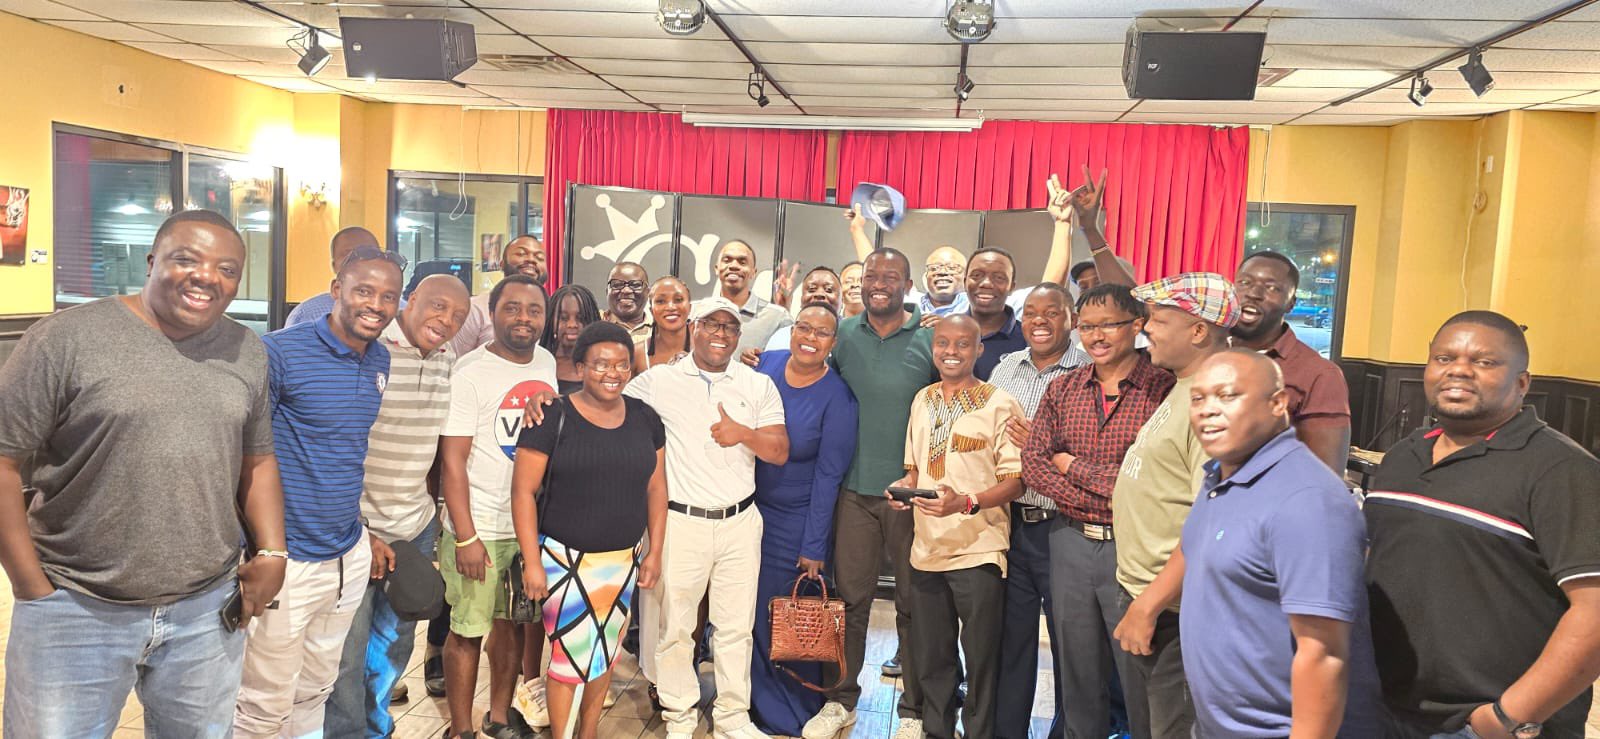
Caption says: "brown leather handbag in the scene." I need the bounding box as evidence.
[768,574,848,692]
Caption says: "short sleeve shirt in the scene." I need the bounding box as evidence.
[1264,324,1350,425]
[448,292,496,360]
[442,344,559,541]
[1365,406,1600,736]
[265,319,391,561]
[0,299,272,604]
[518,396,664,552]
[830,308,938,497]
[361,321,454,543]
[903,383,1024,575]
[1181,429,1382,738]
[623,359,785,508]
[1112,375,1209,600]
[973,306,1027,382]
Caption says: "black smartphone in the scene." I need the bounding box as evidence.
[220,588,244,633]
[887,486,940,503]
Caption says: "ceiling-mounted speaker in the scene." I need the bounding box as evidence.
[1123,25,1266,100]
[340,17,478,81]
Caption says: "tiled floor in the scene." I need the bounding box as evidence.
[0,580,1597,738]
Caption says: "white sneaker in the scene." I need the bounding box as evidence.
[801,702,858,739]
[511,676,550,729]
[713,724,770,739]
[892,716,923,739]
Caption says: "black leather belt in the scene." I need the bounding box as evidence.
[1014,504,1057,524]
[668,495,756,521]
[1063,517,1114,541]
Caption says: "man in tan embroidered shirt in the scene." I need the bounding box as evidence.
[887,315,1024,739]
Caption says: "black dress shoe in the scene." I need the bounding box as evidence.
[425,654,446,697]
[881,656,903,677]
[481,711,524,739]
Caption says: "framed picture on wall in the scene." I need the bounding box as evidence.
[1,185,29,266]
[479,233,502,273]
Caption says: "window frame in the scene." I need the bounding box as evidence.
[1244,202,1356,363]
[50,123,288,328]
[386,170,545,261]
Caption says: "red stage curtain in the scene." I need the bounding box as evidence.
[836,121,1250,281]
[543,110,827,288]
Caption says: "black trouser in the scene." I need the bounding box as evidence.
[909,563,1005,739]
[996,507,1065,739]
[1049,519,1123,739]
[1113,587,1193,739]
[830,490,922,718]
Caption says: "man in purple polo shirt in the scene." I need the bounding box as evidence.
[1126,350,1380,738]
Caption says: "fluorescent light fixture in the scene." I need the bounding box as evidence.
[681,114,984,132]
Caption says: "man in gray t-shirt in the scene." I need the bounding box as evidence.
[0,210,288,737]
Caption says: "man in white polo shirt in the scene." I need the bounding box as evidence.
[624,296,789,739]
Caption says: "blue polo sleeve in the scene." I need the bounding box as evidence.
[1267,485,1369,623]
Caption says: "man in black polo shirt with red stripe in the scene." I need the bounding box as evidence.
[1366,311,1600,739]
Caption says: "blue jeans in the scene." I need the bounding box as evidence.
[324,519,439,739]
[3,577,244,739]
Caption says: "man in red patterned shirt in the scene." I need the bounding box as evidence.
[1022,283,1176,739]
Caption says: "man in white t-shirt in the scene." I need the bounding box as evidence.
[624,296,788,739]
[438,275,559,739]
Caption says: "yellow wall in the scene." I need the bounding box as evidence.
[0,11,299,315]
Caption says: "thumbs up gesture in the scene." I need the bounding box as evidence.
[710,402,751,448]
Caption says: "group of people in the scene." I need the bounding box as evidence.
[0,167,1595,739]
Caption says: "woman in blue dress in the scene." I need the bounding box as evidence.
[749,303,859,737]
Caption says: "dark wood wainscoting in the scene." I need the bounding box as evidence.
[1341,357,1600,456]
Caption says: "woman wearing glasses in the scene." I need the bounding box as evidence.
[511,321,667,739]
[748,303,859,737]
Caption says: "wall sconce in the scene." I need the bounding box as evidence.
[301,181,328,209]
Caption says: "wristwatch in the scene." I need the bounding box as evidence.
[1493,699,1542,738]
[964,495,980,515]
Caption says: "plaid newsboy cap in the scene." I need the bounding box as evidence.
[1131,272,1241,328]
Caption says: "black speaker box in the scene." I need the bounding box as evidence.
[1122,27,1266,100]
[340,17,478,82]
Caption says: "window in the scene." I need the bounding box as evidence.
[53,125,285,333]
[389,171,543,296]
[1243,203,1355,360]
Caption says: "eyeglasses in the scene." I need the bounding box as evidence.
[1077,318,1139,336]
[607,279,646,293]
[340,245,408,272]
[697,318,743,336]
[792,322,836,340]
[583,361,632,374]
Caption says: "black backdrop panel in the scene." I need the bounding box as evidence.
[881,210,983,292]
[981,209,1059,286]
[677,195,780,301]
[779,201,877,281]
[566,185,677,297]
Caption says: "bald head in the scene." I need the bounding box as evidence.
[401,274,472,354]
[330,227,379,274]
[924,245,968,304]
[413,273,469,304]
[1190,349,1290,473]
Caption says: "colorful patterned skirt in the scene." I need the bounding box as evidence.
[537,534,639,685]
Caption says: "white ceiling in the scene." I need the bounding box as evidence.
[6,0,1600,126]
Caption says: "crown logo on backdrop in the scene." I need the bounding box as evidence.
[582,193,731,287]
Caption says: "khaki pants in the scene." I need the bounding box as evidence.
[235,536,371,739]
[655,506,763,735]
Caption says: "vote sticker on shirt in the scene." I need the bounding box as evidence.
[496,379,556,459]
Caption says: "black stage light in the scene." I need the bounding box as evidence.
[1458,48,1495,97]
[297,30,330,76]
[1408,74,1433,107]
[955,72,976,101]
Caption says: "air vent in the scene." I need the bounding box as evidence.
[1257,68,1295,87]
[479,54,584,74]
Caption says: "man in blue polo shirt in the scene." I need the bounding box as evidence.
[235,246,403,738]
[1129,349,1380,738]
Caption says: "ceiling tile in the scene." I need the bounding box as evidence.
[473,35,549,55]
[1360,86,1584,105]
[471,85,635,103]
[362,93,494,106]
[969,43,1125,67]
[695,1,942,18]
[487,8,726,39]
[132,23,305,47]
[789,96,957,110]
[1120,112,1290,125]
[634,91,777,107]
[239,75,340,93]
[747,41,960,66]
[1538,90,1600,106]
[963,84,1134,100]
[719,14,953,44]
[578,59,753,79]
[210,44,319,64]
[0,0,97,21]
[1271,69,1407,88]
[1289,113,1475,126]
[319,79,484,97]
[962,98,1136,112]
[256,2,487,30]
[538,36,744,63]
[45,19,178,41]
[1475,47,1600,73]
[54,0,289,27]
[764,64,956,84]
[1252,85,1363,102]
[1134,100,1324,115]
[1318,100,1512,115]
[452,68,611,89]
[986,111,1126,122]
[780,82,952,98]
[974,68,1130,85]
[1264,44,1447,70]
[600,76,751,94]
[1258,18,1513,47]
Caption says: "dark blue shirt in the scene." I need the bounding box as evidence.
[974,306,1026,382]
[264,318,390,561]
[754,351,859,562]
[1180,429,1382,738]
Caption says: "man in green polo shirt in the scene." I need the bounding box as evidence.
[802,248,936,739]
[1109,273,1239,739]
